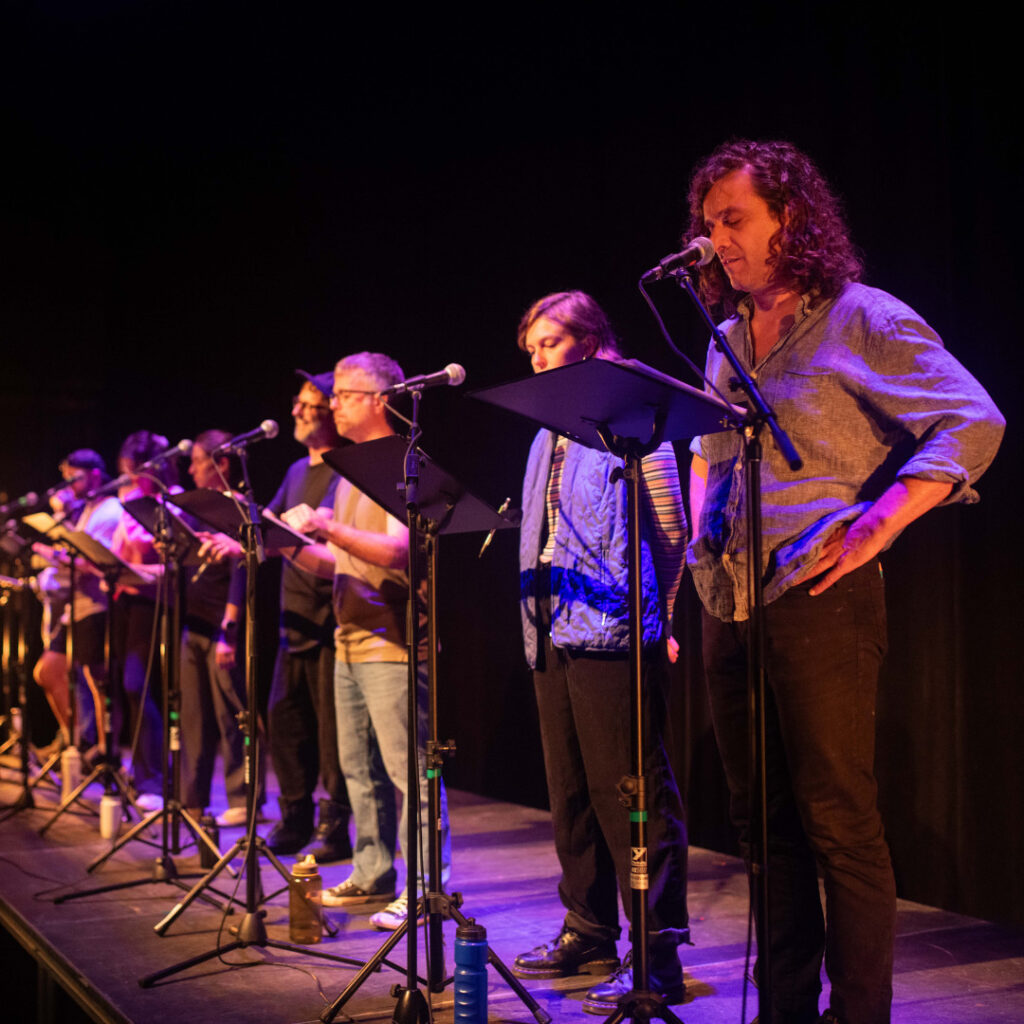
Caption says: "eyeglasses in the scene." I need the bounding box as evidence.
[330,389,375,402]
[292,395,331,413]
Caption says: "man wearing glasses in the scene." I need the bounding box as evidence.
[260,370,354,862]
[282,351,450,932]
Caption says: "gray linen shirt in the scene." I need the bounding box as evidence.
[688,281,1005,622]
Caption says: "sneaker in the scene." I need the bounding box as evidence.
[370,897,424,931]
[135,792,163,812]
[216,805,268,827]
[216,806,249,827]
[321,877,395,908]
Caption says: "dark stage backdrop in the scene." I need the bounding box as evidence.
[2,4,1019,927]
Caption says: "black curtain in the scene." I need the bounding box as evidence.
[1,3,1019,927]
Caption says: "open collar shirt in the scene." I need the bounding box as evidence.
[688,281,1005,622]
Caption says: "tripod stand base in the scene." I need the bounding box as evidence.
[390,985,430,1024]
[600,989,685,1024]
[139,909,366,988]
[318,893,552,1024]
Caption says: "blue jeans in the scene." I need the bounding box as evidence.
[703,561,894,1024]
[334,659,451,897]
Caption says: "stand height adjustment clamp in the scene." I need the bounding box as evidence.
[616,772,647,809]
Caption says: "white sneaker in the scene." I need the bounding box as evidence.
[370,897,423,931]
[135,792,163,812]
[215,806,250,827]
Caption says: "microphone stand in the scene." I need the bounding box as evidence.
[665,268,802,1024]
[55,494,236,907]
[470,357,737,1024]
[0,567,42,817]
[395,389,428,1024]
[140,450,361,988]
[35,535,102,828]
[39,556,151,837]
[0,526,66,811]
[315,431,546,1024]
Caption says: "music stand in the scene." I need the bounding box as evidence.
[17,512,91,800]
[317,435,550,1024]
[56,494,235,905]
[471,358,737,1024]
[0,564,46,817]
[0,526,62,818]
[139,486,360,988]
[32,522,155,835]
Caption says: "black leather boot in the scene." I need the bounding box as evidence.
[512,926,619,979]
[306,798,353,863]
[265,796,314,855]
[582,947,685,1015]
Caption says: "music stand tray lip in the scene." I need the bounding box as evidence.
[467,356,742,451]
[21,511,64,538]
[166,488,311,550]
[21,511,153,586]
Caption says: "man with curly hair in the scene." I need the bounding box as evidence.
[686,140,1004,1024]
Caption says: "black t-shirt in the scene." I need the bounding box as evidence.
[266,457,339,651]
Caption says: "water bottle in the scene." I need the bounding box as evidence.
[454,919,488,1024]
[99,792,122,839]
[60,746,81,802]
[289,854,323,944]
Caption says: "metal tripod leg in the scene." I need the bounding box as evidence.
[37,760,136,835]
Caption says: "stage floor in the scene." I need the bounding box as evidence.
[1,765,1022,1023]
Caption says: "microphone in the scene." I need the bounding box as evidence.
[212,420,279,456]
[641,236,716,281]
[82,473,132,500]
[138,438,193,472]
[88,473,134,498]
[378,364,466,396]
[45,473,85,499]
[0,491,39,517]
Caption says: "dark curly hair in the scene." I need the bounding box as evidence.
[686,139,862,314]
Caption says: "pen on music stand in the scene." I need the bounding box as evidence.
[478,497,511,558]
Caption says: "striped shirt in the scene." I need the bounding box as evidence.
[541,433,686,623]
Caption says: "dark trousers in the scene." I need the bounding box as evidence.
[267,642,348,813]
[178,629,250,809]
[112,593,164,795]
[702,561,894,1024]
[533,608,689,946]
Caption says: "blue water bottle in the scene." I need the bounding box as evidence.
[454,919,488,1024]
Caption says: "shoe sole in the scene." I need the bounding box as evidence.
[581,985,685,1015]
[510,956,620,980]
[371,916,423,931]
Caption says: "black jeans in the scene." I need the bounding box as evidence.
[112,593,164,795]
[267,642,349,813]
[703,561,894,1024]
[533,594,689,947]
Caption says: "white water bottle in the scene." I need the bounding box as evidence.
[60,746,82,801]
[99,793,122,839]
